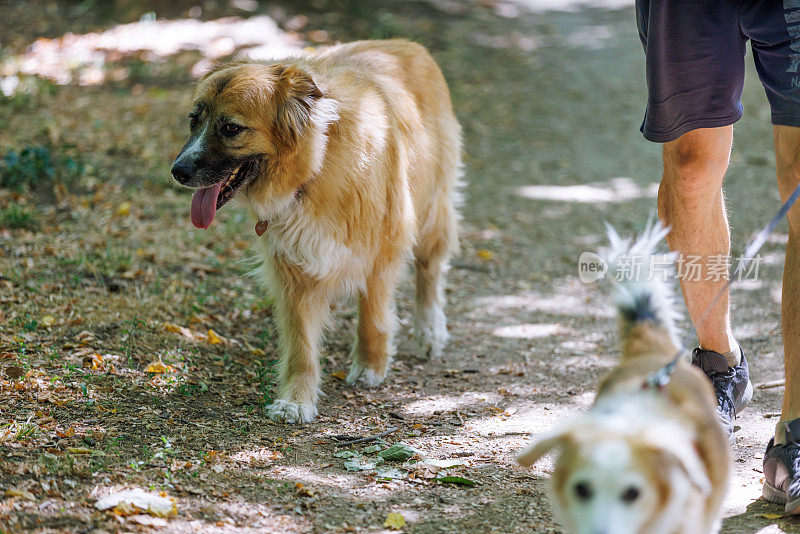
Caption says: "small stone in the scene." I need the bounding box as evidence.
[5,365,24,380]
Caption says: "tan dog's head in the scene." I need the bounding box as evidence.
[171,61,336,229]
[517,409,710,534]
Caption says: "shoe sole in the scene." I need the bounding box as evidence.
[763,481,787,504]
[788,496,800,515]
[762,481,800,514]
[734,379,754,415]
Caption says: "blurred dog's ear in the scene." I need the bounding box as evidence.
[517,425,576,467]
[273,64,324,148]
[660,441,711,494]
[638,426,711,494]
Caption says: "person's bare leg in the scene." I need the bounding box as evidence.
[657,126,739,359]
[773,125,800,441]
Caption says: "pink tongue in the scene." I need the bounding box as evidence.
[190,183,222,229]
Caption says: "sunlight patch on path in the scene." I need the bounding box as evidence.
[500,0,633,13]
[268,465,361,490]
[493,323,570,339]
[0,15,299,92]
[517,177,658,204]
[403,392,504,416]
[722,408,778,518]
[467,397,593,440]
[472,291,613,318]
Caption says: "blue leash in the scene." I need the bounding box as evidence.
[645,182,800,388]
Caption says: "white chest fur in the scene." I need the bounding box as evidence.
[261,203,368,295]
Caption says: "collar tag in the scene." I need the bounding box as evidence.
[255,220,268,236]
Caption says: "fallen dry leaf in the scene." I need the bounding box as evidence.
[331,370,347,381]
[295,482,316,498]
[145,361,173,373]
[476,249,494,260]
[129,514,168,527]
[56,426,75,438]
[76,331,95,345]
[40,315,55,327]
[115,201,131,217]
[5,488,35,501]
[204,450,222,463]
[384,513,406,530]
[163,323,186,335]
[95,488,176,518]
[66,447,96,455]
[207,329,224,344]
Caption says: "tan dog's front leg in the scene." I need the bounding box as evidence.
[266,284,330,424]
[346,263,401,387]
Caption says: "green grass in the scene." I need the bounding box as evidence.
[0,204,39,229]
[255,357,279,406]
[1,144,83,191]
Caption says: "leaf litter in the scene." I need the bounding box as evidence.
[333,442,475,485]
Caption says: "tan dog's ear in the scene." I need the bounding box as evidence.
[201,59,251,81]
[516,426,575,467]
[273,64,324,148]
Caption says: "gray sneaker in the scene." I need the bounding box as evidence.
[763,418,800,514]
[691,346,753,438]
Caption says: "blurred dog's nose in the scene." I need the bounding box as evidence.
[171,162,196,184]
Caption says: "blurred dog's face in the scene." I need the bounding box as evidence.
[517,414,710,534]
[171,62,323,229]
[552,439,662,534]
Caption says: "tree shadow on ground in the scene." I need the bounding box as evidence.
[722,498,800,534]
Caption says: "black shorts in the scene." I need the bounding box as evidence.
[637,0,800,142]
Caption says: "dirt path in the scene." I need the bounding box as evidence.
[0,1,797,532]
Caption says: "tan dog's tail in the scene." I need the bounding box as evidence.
[604,221,681,360]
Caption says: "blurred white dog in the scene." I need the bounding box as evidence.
[517,224,729,534]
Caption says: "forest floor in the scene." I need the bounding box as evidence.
[0,0,797,532]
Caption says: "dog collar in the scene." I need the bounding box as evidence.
[255,186,306,236]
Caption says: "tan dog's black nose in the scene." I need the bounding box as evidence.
[171,162,196,184]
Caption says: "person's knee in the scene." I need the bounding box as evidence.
[663,137,729,201]
[774,127,800,176]
[773,128,800,232]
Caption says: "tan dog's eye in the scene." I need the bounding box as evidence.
[621,486,640,503]
[221,123,244,137]
[189,113,199,129]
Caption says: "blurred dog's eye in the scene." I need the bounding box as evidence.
[574,482,593,501]
[222,123,244,137]
[621,486,640,503]
[189,114,199,129]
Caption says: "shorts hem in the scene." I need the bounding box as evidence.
[772,114,800,128]
[641,112,743,143]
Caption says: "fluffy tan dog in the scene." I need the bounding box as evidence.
[517,226,729,534]
[171,39,461,423]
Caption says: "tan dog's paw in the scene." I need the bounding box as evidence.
[415,305,448,359]
[345,362,386,387]
[266,399,317,424]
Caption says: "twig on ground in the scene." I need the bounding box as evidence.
[451,261,490,273]
[334,427,399,447]
[756,379,785,390]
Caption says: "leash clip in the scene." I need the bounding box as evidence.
[644,349,684,389]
